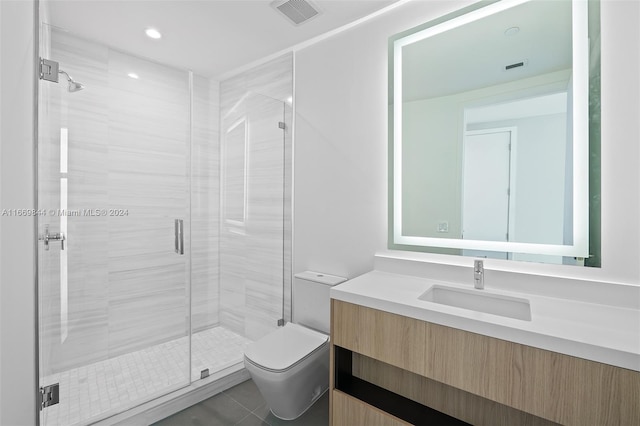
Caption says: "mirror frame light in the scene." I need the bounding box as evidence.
[392,0,589,257]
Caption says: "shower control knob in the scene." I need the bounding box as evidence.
[39,225,66,251]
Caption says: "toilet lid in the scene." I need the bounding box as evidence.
[244,323,328,372]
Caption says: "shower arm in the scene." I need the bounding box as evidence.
[59,69,74,82]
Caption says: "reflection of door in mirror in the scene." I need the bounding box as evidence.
[462,128,513,260]
[463,92,570,264]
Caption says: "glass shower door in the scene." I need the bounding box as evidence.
[37,25,191,426]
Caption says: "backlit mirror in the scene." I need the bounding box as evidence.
[390,0,600,265]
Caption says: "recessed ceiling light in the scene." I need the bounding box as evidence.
[504,26,520,36]
[128,73,139,79]
[145,28,162,39]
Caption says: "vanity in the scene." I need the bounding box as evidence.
[328,257,640,425]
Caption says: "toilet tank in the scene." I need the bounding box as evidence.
[293,271,347,334]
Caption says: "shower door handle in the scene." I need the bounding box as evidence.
[174,219,184,255]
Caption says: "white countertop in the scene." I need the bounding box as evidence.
[330,270,640,372]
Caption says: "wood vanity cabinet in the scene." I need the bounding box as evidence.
[329,299,640,426]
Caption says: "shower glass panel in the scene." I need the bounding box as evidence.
[212,91,288,370]
[37,25,191,426]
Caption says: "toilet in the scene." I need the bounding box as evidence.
[243,271,347,420]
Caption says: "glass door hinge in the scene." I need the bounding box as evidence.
[40,383,60,409]
[40,58,60,83]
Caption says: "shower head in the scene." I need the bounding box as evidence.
[68,80,85,92]
[58,69,85,92]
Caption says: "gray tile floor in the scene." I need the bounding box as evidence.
[152,379,329,426]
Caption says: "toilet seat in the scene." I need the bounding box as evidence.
[244,323,328,373]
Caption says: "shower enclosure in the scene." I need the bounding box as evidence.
[37,23,292,426]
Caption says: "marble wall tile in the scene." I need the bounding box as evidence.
[191,75,221,332]
[283,102,293,323]
[105,49,191,357]
[219,233,247,335]
[219,53,293,339]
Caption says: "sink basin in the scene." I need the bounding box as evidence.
[419,285,531,321]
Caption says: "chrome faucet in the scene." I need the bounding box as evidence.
[474,260,484,289]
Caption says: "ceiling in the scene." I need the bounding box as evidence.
[47,0,399,79]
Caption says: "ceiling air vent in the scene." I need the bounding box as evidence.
[271,0,320,26]
[503,59,529,71]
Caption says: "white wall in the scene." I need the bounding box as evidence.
[0,0,38,425]
[598,0,640,283]
[294,1,475,279]
[294,0,640,285]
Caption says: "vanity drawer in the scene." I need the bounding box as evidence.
[331,300,640,426]
[332,390,410,426]
[331,298,427,375]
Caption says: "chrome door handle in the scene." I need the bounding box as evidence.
[174,219,184,255]
[39,225,65,250]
